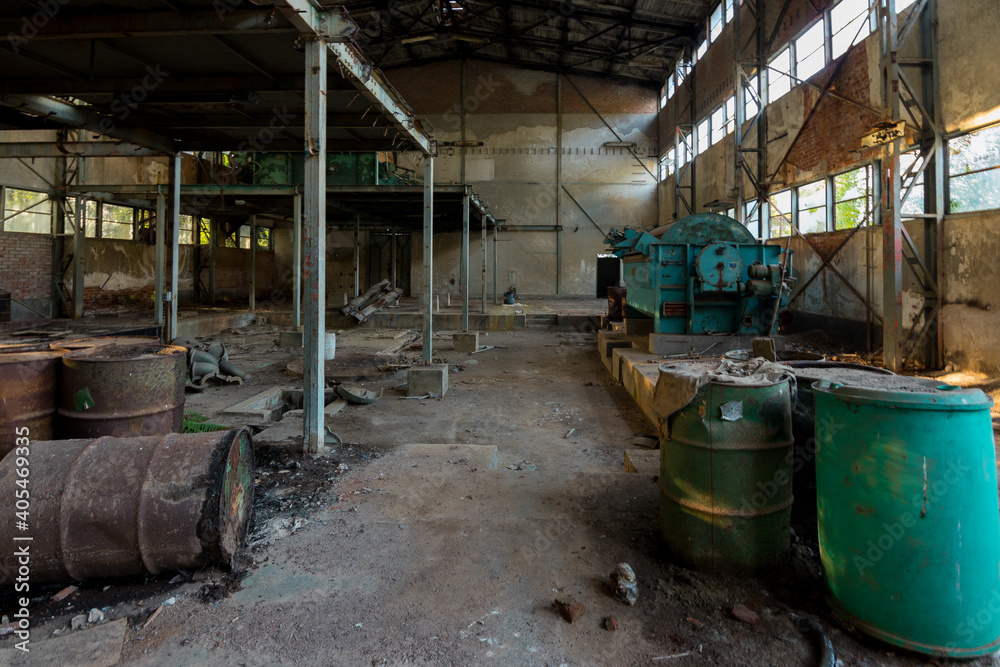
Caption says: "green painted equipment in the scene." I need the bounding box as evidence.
[813,380,1000,658]
[659,371,793,574]
[605,214,791,335]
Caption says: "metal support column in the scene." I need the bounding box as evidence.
[353,214,360,298]
[880,0,903,371]
[461,190,470,331]
[556,73,563,295]
[155,192,165,325]
[169,155,180,342]
[391,227,398,290]
[293,193,302,328]
[208,218,217,306]
[302,38,328,453]
[422,157,434,363]
[72,196,84,318]
[481,218,487,314]
[492,225,498,304]
[249,214,257,312]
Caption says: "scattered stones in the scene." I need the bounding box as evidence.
[88,608,105,624]
[732,603,761,624]
[604,617,619,631]
[610,562,638,605]
[554,597,587,623]
[71,615,87,631]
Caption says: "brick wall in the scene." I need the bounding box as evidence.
[783,43,881,182]
[0,231,51,305]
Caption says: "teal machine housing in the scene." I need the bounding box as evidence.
[605,213,791,335]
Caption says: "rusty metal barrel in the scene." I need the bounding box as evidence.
[57,343,186,438]
[0,349,65,455]
[0,429,255,583]
[659,367,793,575]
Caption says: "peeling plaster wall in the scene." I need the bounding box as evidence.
[658,0,1000,371]
[385,61,658,297]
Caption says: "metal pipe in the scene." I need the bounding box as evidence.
[302,37,327,453]
[169,156,181,341]
[0,429,255,583]
[423,157,434,363]
[155,194,165,326]
[461,191,470,332]
[293,193,302,328]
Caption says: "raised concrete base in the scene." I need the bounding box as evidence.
[408,364,449,397]
[648,333,785,356]
[624,449,660,476]
[597,330,639,375]
[624,317,654,336]
[453,332,479,353]
[278,330,303,348]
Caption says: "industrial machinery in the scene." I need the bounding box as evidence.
[604,213,791,335]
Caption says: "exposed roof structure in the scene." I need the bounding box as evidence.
[0,0,433,155]
[336,0,711,86]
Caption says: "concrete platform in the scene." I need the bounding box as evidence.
[597,329,640,375]
[617,350,663,427]
[453,332,479,353]
[648,333,786,356]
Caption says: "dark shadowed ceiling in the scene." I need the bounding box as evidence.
[332,0,712,87]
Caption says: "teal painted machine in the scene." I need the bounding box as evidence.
[604,213,791,335]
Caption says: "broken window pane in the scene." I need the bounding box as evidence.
[949,123,1000,213]
[769,190,792,237]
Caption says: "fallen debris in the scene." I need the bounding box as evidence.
[610,563,639,605]
[796,616,836,667]
[631,436,658,448]
[554,597,587,623]
[88,608,105,624]
[506,461,536,471]
[604,617,619,631]
[337,385,382,405]
[71,614,87,631]
[52,585,78,602]
[731,603,761,624]
[9,618,127,667]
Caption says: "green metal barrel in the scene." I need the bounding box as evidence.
[813,380,1000,658]
[659,374,793,575]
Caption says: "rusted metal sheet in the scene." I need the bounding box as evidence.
[58,344,186,438]
[0,429,255,583]
[0,349,65,454]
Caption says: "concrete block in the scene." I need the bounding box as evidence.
[624,317,654,336]
[408,364,449,397]
[453,332,479,353]
[597,330,639,375]
[278,330,303,348]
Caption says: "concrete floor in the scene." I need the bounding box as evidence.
[3,318,1000,666]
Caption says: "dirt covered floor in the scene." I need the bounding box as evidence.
[1,324,998,666]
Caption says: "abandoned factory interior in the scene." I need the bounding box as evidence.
[1,0,1000,664]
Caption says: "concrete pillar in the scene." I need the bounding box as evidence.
[302,38,327,453]
[481,215,487,314]
[492,225,498,305]
[422,157,434,363]
[155,192,165,325]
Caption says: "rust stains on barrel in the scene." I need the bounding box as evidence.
[57,343,186,438]
[0,349,64,453]
[0,429,255,583]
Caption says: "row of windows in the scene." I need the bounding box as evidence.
[659,0,921,178]
[760,122,1000,237]
[0,190,272,250]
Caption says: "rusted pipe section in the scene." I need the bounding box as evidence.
[0,349,65,455]
[58,343,186,438]
[0,429,255,583]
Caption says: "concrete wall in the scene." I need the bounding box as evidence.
[659,0,1000,372]
[384,60,659,297]
[0,231,52,321]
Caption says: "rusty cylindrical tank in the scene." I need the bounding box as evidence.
[0,429,255,583]
[51,336,160,352]
[57,343,186,438]
[0,349,65,456]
